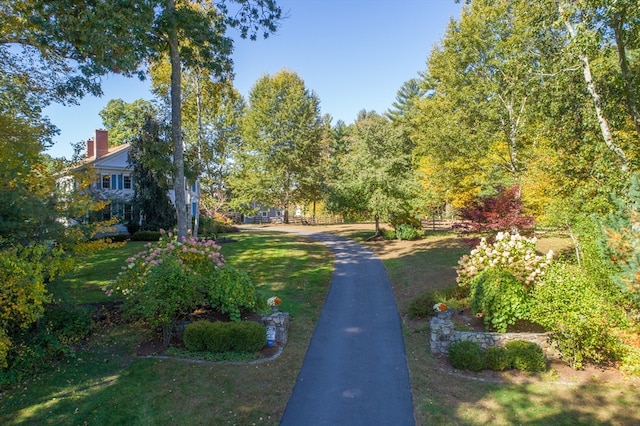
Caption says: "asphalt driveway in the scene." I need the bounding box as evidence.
[278,230,415,426]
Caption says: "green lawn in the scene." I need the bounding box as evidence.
[1,227,638,425]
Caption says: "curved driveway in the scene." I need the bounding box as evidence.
[276,229,415,426]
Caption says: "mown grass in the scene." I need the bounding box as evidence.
[0,230,332,425]
[2,226,639,425]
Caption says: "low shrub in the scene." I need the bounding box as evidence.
[505,340,546,372]
[408,292,437,319]
[183,320,211,352]
[226,322,266,353]
[484,346,511,371]
[395,224,421,241]
[131,230,162,241]
[41,304,92,345]
[183,320,266,354]
[0,309,88,388]
[203,321,232,353]
[448,340,484,371]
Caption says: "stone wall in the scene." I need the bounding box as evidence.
[430,314,560,359]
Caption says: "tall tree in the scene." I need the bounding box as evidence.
[24,0,282,239]
[327,112,421,236]
[99,99,157,147]
[128,115,176,231]
[231,69,323,223]
[414,0,558,201]
[557,0,632,171]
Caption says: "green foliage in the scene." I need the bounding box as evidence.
[457,231,553,289]
[183,320,214,352]
[127,260,202,345]
[504,340,546,372]
[109,232,227,344]
[408,292,437,320]
[131,230,162,241]
[41,304,92,346]
[599,173,640,305]
[470,268,530,333]
[205,265,259,322]
[326,112,421,227]
[230,69,324,221]
[110,232,259,343]
[183,320,266,354]
[484,346,511,371]
[395,224,421,241]
[382,228,396,240]
[0,303,91,386]
[129,116,176,231]
[226,321,266,353]
[529,262,624,369]
[408,286,469,320]
[198,214,238,237]
[448,340,484,371]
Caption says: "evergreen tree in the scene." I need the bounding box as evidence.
[129,116,176,231]
[600,173,640,305]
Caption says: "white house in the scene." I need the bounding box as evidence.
[70,129,198,232]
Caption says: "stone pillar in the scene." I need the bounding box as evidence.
[262,312,290,347]
[430,311,455,355]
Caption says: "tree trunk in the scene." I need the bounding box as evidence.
[559,1,629,172]
[167,0,188,240]
[612,10,640,138]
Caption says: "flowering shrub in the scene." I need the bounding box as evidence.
[111,230,225,298]
[106,230,259,344]
[267,296,282,307]
[456,232,553,289]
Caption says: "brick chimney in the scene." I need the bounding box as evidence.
[95,129,109,158]
[86,138,94,159]
[86,129,109,160]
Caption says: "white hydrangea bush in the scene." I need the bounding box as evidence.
[456,232,553,288]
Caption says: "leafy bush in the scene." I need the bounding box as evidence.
[529,262,624,369]
[205,265,260,322]
[408,292,437,319]
[129,260,203,345]
[198,213,239,237]
[0,244,67,369]
[470,268,529,332]
[183,320,212,352]
[0,314,86,387]
[131,231,162,241]
[484,346,511,371]
[448,340,484,371]
[395,224,421,241]
[457,231,553,289]
[226,321,266,353]
[41,304,92,345]
[504,340,546,372]
[108,231,241,345]
[459,185,534,233]
[183,320,265,354]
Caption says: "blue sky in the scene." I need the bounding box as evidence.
[44,0,461,159]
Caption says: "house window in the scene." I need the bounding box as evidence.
[124,204,133,221]
[123,175,132,189]
[261,211,268,217]
[102,174,111,189]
